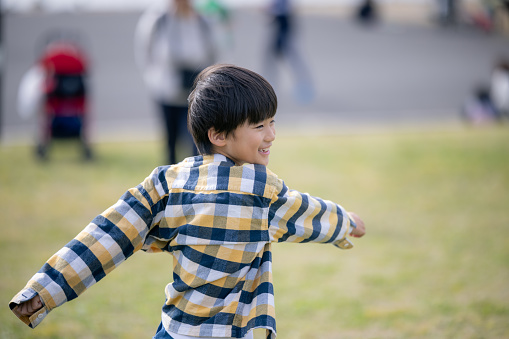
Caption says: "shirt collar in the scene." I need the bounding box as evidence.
[209,153,236,166]
[181,154,235,168]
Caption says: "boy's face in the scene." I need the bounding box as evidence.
[221,117,276,166]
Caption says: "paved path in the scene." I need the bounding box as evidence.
[2,8,509,143]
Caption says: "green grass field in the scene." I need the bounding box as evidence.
[1,127,509,338]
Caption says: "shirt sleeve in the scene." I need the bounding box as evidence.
[267,180,356,249]
[9,167,166,328]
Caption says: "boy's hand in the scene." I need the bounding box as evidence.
[349,212,366,238]
[12,295,43,317]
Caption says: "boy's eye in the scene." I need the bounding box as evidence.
[253,119,275,129]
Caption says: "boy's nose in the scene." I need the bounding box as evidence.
[266,126,276,141]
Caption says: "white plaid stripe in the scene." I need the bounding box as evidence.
[226,204,242,219]
[315,201,334,242]
[152,210,165,227]
[223,242,265,254]
[55,247,96,288]
[240,176,255,193]
[88,224,126,267]
[337,204,350,239]
[287,193,320,241]
[239,292,272,317]
[121,202,149,236]
[151,168,167,198]
[186,288,213,308]
[206,164,218,189]
[36,274,67,306]
[192,202,218,217]
[175,251,241,282]
[174,167,191,189]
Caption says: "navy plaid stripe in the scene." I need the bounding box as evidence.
[253,164,268,196]
[193,280,238,299]
[164,303,212,326]
[242,314,276,337]
[327,212,343,244]
[191,156,205,167]
[175,191,267,209]
[170,268,191,292]
[183,166,200,190]
[145,224,179,241]
[178,224,269,243]
[65,239,106,281]
[158,167,171,192]
[40,263,78,301]
[137,182,155,206]
[179,246,250,274]
[267,182,288,219]
[279,192,310,242]
[310,199,328,242]
[91,215,136,258]
[121,190,154,225]
[216,166,231,190]
[238,281,272,304]
[186,277,272,301]
[136,180,170,216]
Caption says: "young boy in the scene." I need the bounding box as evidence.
[10,64,365,339]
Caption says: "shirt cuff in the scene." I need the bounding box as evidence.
[333,212,356,250]
[9,288,48,328]
[333,237,354,249]
[347,212,357,234]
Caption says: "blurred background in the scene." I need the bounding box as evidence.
[1,0,509,338]
[2,0,509,146]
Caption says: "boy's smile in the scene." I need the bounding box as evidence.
[211,117,276,166]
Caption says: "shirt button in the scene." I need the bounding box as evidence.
[38,314,44,319]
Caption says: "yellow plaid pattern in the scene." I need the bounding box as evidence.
[10,154,355,338]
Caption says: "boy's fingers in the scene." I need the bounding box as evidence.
[12,297,43,317]
[27,298,42,315]
[350,223,366,238]
[21,302,31,315]
[28,301,36,313]
[13,304,27,317]
[11,305,21,317]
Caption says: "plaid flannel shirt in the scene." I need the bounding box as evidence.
[10,154,356,338]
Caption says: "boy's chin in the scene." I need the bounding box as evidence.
[238,156,269,166]
[254,158,269,166]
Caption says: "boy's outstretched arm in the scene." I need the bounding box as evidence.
[11,295,43,318]
[268,181,365,247]
[9,166,167,328]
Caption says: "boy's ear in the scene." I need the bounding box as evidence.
[208,128,227,147]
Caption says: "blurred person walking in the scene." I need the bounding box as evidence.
[461,85,499,124]
[263,0,314,104]
[490,57,509,118]
[134,0,216,165]
[436,0,458,25]
[354,0,379,26]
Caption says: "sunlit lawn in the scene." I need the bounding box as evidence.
[1,126,508,338]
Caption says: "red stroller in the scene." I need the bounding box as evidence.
[36,35,92,160]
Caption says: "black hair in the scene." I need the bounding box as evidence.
[188,64,278,155]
